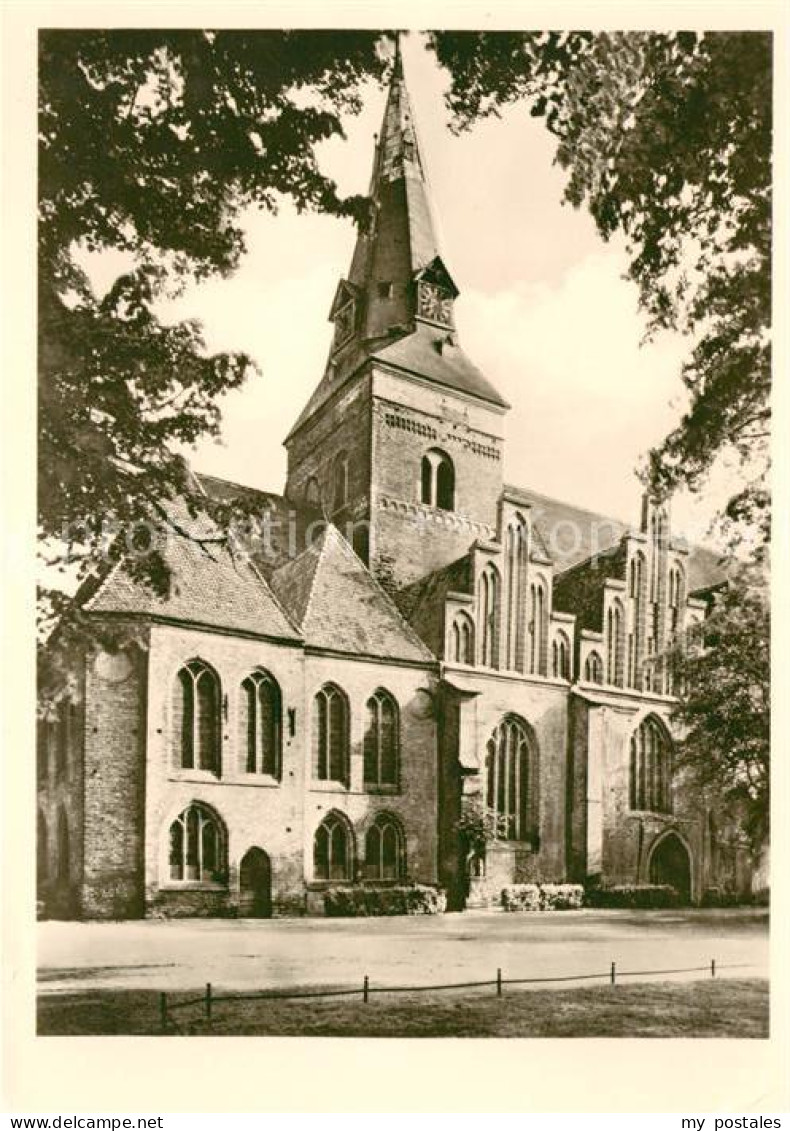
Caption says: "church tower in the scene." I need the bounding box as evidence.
[284,42,509,589]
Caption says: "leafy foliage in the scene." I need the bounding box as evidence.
[430,31,771,543]
[39,30,388,594]
[671,576,769,849]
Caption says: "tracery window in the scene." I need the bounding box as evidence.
[485,715,538,843]
[168,803,226,884]
[363,689,399,788]
[173,660,221,774]
[364,813,405,881]
[314,812,354,881]
[312,683,350,783]
[450,611,475,664]
[240,670,281,777]
[629,716,673,813]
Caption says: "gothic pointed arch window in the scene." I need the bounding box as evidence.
[552,630,571,680]
[504,514,529,671]
[606,600,625,687]
[584,650,604,684]
[449,610,475,665]
[364,812,406,881]
[528,579,549,675]
[172,660,221,774]
[485,715,538,843]
[420,448,454,511]
[168,802,226,884]
[313,811,355,881]
[363,689,399,788]
[629,715,673,813]
[478,562,500,668]
[312,683,350,784]
[239,669,281,778]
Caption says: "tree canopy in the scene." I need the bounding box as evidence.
[671,576,769,851]
[430,31,772,550]
[39,29,388,606]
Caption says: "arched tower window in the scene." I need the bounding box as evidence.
[584,650,604,684]
[478,563,499,668]
[312,683,350,784]
[305,476,320,507]
[420,448,455,511]
[449,611,475,665]
[364,813,406,881]
[485,715,538,843]
[504,514,529,672]
[629,715,673,813]
[668,564,685,637]
[332,452,349,511]
[314,811,354,881]
[552,630,570,680]
[168,802,226,884]
[172,660,221,774]
[363,689,399,788]
[239,670,281,777]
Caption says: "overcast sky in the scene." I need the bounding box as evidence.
[153,32,731,539]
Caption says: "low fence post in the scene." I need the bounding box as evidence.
[206,982,213,1023]
[363,974,369,1004]
[159,991,168,1033]
[496,968,502,997]
[610,961,616,986]
[711,959,716,979]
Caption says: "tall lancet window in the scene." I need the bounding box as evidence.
[478,563,500,668]
[504,515,529,672]
[528,579,548,676]
[627,552,646,689]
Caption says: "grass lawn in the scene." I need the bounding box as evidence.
[38,977,768,1038]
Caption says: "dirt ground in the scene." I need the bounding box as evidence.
[38,907,768,997]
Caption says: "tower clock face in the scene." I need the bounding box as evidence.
[417,282,453,326]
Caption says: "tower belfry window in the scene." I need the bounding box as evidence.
[420,448,454,511]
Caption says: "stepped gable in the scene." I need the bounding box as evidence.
[270,523,435,664]
[507,484,729,593]
[83,498,301,642]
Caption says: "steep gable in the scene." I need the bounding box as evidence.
[271,524,434,664]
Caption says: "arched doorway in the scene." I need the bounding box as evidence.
[649,832,692,903]
[239,848,272,918]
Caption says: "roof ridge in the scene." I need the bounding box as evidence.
[504,482,634,530]
[296,525,333,631]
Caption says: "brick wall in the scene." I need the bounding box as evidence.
[82,641,148,918]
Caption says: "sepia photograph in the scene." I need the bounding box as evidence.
[19,6,781,1088]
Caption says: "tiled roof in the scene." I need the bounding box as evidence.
[505,484,730,593]
[83,501,301,642]
[196,473,321,577]
[372,323,509,409]
[271,524,435,664]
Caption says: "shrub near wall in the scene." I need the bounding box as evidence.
[324,885,447,917]
[501,883,584,911]
[585,884,680,909]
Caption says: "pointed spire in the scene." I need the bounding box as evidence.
[284,37,508,442]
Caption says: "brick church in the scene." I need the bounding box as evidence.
[37,47,755,919]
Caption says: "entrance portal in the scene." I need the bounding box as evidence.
[648,832,692,903]
[239,847,272,918]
